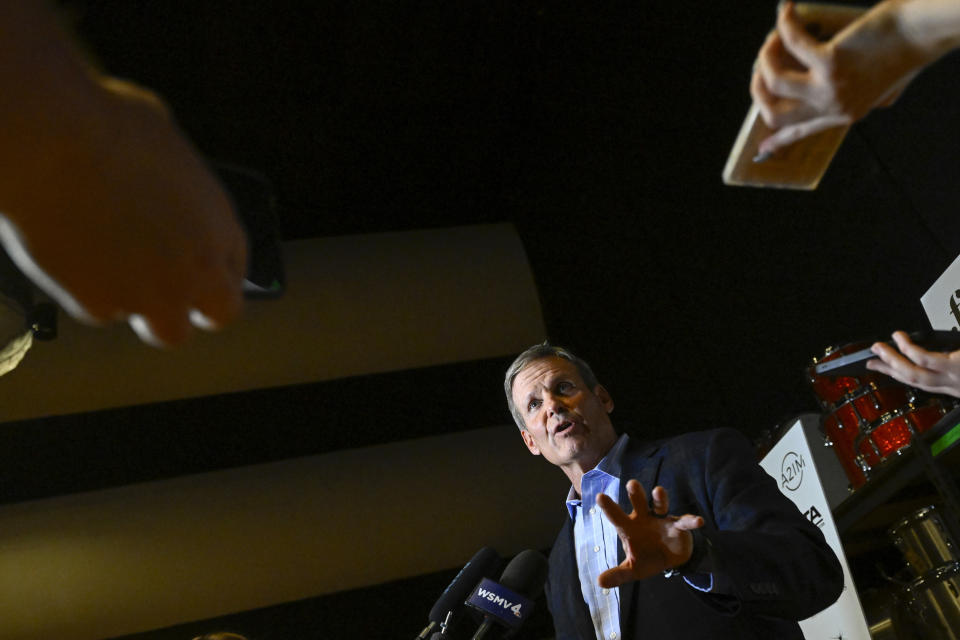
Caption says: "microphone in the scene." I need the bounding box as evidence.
[416,547,502,639]
[465,549,548,640]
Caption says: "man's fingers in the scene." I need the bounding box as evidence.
[597,492,632,529]
[651,486,669,517]
[597,566,632,589]
[674,514,705,531]
[625,479,649,516]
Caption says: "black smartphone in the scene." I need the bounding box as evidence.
[814,330,960,376]
[212,162,285,299]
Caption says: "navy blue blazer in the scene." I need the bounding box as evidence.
[545,428,843,639]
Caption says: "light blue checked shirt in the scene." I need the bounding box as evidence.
[566,434,713,640]
[566,434,629,640]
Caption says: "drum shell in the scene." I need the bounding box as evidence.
[823,400,945,489]
[807,343,881,409]
[889,505,960,576]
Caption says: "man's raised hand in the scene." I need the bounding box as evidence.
[596,480,705,588]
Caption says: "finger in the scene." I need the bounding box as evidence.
[597,492,632,529]
[757,29,814,102]
[674,514,705,531]
[97,75,173,120]
[868,357,954,395]
[890,331,941,370]
[758,113,850,154]
[865,357,893,376]
[750,68,779,127]
[867,341,920,377]
[867,340,949,392]
[776,1,825,71]
[625,479,649,517]
[128,312,192,348]
[597,565,634,589]
[752,76,823,131]
[751,69,824,131]
[870,339,905,363]
[651,486,669,517]
[0,217,110,325]
[867,340,917,374]
[188,265,245,332]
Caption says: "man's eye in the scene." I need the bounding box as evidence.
[557,381,573,393]
[528,399,541,412]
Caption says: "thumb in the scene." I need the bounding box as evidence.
[674,515,705,531]
[597,565,634,589]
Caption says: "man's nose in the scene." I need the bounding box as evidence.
[546,395,566,417]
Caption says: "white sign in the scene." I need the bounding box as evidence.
[760,419,870,640]
[921,253,960,331]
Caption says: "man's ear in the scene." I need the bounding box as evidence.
[594,384,614,413]
[520,428,541,456]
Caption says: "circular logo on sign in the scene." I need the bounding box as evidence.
[781,451,803,491]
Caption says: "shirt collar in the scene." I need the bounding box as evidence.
[565,433,630,519]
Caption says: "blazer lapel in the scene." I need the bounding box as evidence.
[553,518,598,640]
[611,437,664,633]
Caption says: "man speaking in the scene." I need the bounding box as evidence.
[504,343,843,639]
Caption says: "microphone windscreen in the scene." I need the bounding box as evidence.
[429,546,502,623]
[499,549,548,600]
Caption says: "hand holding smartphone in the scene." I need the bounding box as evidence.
[814,330,960,376]
[723,3,868,189]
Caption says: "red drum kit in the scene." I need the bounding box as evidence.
[808,342,960,637]
[807,342,950,490]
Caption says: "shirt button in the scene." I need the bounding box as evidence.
[609,633,617,640]
[593,545,600,553]
[602,588,610,595]
[589,507,596,515]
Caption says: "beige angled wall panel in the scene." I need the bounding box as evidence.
[0,223,545,422]
[0,426,568,640]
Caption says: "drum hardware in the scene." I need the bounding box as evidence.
[860,586,901,640]
[889,504,959,577]
[898,561,960,639]
[855,454,871,477]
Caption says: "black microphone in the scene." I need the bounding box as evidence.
[416,547,502,639]
[464,549,548,640]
